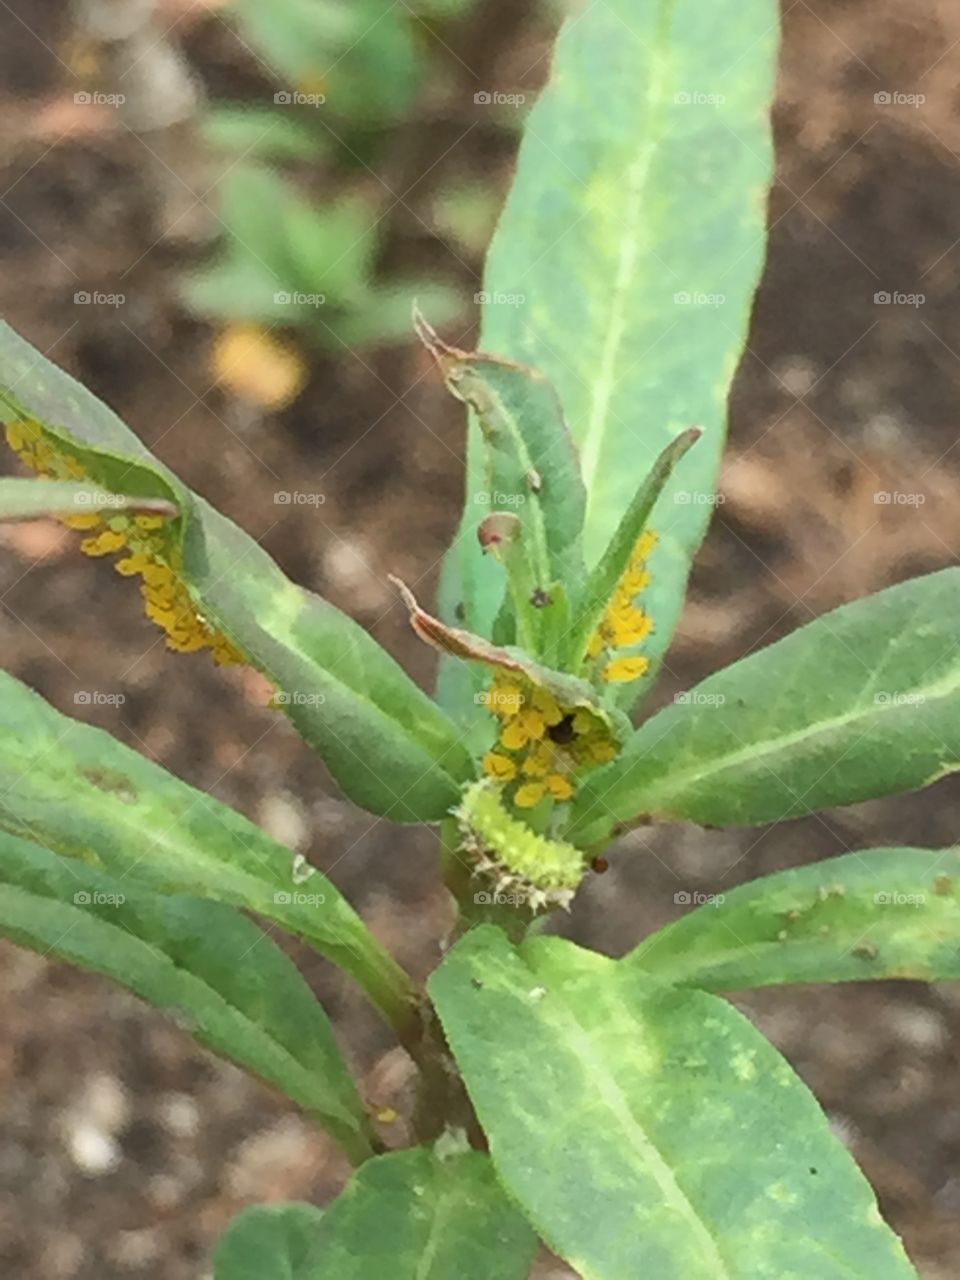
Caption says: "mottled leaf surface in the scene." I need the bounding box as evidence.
[431,927,915,1279]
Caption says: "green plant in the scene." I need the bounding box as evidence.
[185,0,483,381]
[0,2,944,1275]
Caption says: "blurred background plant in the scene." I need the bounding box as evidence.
[60,0,537,411]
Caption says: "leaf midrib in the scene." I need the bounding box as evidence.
[515,954,733,1279]
[579,0,677,536]
[624,658,960,812]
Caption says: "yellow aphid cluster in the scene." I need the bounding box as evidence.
[587,528,657,682]
[481,670,619,808]
[4,418,243,665]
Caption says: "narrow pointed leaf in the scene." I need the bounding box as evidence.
[0,671,414,1035]
[569,569,960,847]
[417,313,586,647]
[0,832,372,1160]
[564,426,702,674]
[214,1148,538,1280]
[430,927,916,1279]
[632,846,960,990]
[0,320,472,822]
[439,0,777,707]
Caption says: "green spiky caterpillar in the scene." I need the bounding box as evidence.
[455,780,586,912]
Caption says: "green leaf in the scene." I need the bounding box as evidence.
[631,846,960,990]
[0,319,474,822]
[439,0,777,707]
[0,477,176,522]
[202,107,327,162]
[568,569,960,846]
[417,313,586,655]
[215,1148,538,1279]
[227,0,359,82]
[0,832,372,1160]
[430,927,916,1280]
[214,1203,327,1280]
[563,426,702,674]
[0,671,416,1039]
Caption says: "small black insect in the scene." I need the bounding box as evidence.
[548,713,576,745]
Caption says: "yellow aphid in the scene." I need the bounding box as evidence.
[61,514,103,531]
[482,752,517,781]
[3,418,244,667]
[588,525,659,685]
[514,781,546,808]
[604,655,651,682]
[80,528,128,556]
[546,774,575,801]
